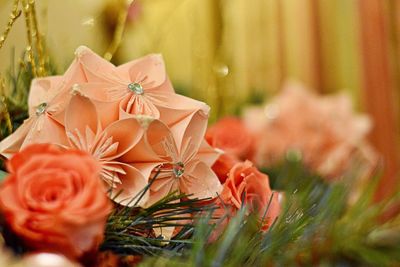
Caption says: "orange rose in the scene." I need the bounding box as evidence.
[219,161,280,230]
[0,144,112,260]
[206,117,254,160]
[211,152,240,183]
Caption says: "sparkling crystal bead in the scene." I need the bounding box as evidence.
[35,102,48,116]
[128,82,144,95]
[173,162,185,178]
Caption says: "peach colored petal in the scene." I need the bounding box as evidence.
[28,76,63,116]
[119,95,160,119]
[121,119,170,167]
[158,92,210,112]
[102,118,144,159]
[117,54,168,88]
[156,93,210,123]
[20,116,68,149]
[65,94,100,137]
[151,167,185,192]
[60,84,119,129]
[181,160,222,199]
[147,177,178,207]
[0,119,33,158]
[153,225,176,241]
[170,109,208,157]
[131,162,162,182]
[91,99,120,129]
[77,83,120,101]
[195,140,221,166]
[122,136,163,164]
[111,163,148,207]
[75,46,121,83]
[39,52,92,126]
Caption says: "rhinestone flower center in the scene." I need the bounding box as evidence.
[172,162,185,178]
[128,82,144,95]
[35,102,48,116]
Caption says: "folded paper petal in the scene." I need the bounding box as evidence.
[121,119,169,165]
[90,99,120,129]
[147,176,178,207]
[23,116,68,146]
[65,94,101,136]
[180,160,222,199]
[28,76,63,116]
[0,119,33,158]
[156,93,210,128]
[119,95,160,119]
[103,118,144,159]
[195,140,221,166]
[111,163,148,207]
[39,53,92,126]
[171,109,208,158]
[117,54,167,88]
[75,46,121,83]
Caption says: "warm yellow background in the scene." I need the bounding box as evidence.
[0,0,362,109]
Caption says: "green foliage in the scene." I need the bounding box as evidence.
[101,171,217,257]
[137,160,400,267]
[0,55,32,169]
[0,170,6,182]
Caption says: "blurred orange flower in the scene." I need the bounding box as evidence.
[206,117,254,182]
[210,152,240,183]
[0,144,112,260]
[244,82,377,179]
[206,117,254,160]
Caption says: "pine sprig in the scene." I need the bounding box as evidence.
[0,53,32,139]
[139,160,400,267]
[101,171,217,256]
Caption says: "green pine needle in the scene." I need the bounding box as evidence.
[139,160,400,267]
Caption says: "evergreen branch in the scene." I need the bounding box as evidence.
[102,169,217,256]
[139,160,400,267]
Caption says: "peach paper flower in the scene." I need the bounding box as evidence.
[243,82,377,179]
[74,46,209,127]
[0,48,89,158]
[122,111,222,207]
[64,94,147,206]
[0,144,112,260]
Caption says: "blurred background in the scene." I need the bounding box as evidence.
[0,0,399,197]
